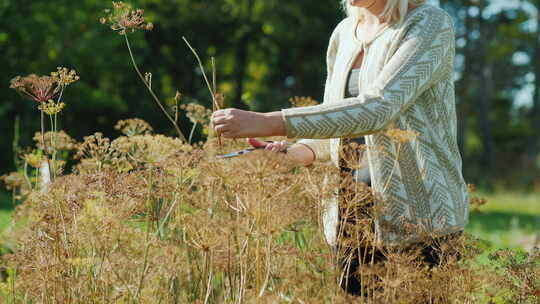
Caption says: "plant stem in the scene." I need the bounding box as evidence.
[12,115,20,170]
[123,32,187,142]
[189,122,198,145]
[40,109,52,185]
[51,87,65,180]
[182,37,222,146]
[49,114,56,180]
[182,37,216,106]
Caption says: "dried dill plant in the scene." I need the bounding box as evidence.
[115,118,154,136]
[100,2,186,141]
[467,183,488,211]
[9,68,79,184]
[182,38,225,147]
[289,96,320,107]
[180,103,213,143]
[488,247,540,303]
[74,132,123,173]
[100,1,154,35]
[32,131,76,154]
[2,64,534,304]
[9,74,60,103]
[332,127,491,304]
[0,119,513,303]
[113,134,193,166]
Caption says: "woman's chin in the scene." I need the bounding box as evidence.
[349,0,377,9]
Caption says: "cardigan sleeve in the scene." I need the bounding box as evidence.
[292,19,348,162]
[282,8,454,139]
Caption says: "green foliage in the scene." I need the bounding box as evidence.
[1,1,539,184]
[0,0,344,175]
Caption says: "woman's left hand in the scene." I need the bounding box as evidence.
[211,108,286,138]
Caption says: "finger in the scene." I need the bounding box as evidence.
[212,116,228,126]
[211,110,226,119]
[214,124,230,133]
[221,131,235,138]
[269,141,281,153]
[265,143,274,151]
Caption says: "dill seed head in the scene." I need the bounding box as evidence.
[1,172,25,190]
[289,96,319,108]
[114,118,153,136]
[50,67,80,87]
[9,74,60,103]
[32,131,76,154]
[180,103,212,125]
[38,99,66,115]
[101,1,154,35]
[385,128,420,144]
[22,152,45,168]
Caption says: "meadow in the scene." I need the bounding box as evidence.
[0,127,539,303]
[2,190,539,259]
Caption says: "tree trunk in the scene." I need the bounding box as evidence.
[476,0,496,180]
[456,2,473,169]
[528,6,540,168]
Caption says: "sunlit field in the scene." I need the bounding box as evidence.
[0,2,538,303]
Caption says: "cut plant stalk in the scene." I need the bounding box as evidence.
[182,36,223,147]
[123,31,187,142]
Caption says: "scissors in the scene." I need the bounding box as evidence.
[216,141,287,159]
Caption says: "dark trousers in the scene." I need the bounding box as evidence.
[337,137,462,297]
[336,230,463,296]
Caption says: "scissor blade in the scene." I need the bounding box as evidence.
[216,148,259,159]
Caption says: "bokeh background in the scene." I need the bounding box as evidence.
[0,0,539,250]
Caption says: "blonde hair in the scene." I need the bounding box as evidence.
[341,0,427,25]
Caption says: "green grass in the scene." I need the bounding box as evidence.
[466,191,540,250]
[0,210,11,233]
[0,191,13,233]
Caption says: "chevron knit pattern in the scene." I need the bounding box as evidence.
[283,5,469,246]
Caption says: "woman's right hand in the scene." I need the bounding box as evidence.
[247,138,315,167]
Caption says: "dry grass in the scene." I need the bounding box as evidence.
[0,121,538,303]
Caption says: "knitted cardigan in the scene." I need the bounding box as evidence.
[281,4,469,246]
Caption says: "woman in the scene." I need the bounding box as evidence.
[211,0,469,296]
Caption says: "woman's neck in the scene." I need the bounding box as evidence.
[363,0,388,25]
[365,0,387,17]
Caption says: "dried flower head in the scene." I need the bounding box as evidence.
[180,103,212,125]
[385,128,420,144]
[214,92,225,109]
[174,91,182,103]
[469,196,488,211]
[114,118,153,136]
[33,131,77,154]
[9,74,60,103]
[50,67,80,87]
[38,99,66,115]
[289,96,319,108]
[1,172,25,190]
[22,152,45,168]
[75,133,121,168]
[113,134,193,164]
[100,1,154,35]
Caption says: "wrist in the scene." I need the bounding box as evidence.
[264,111,286,137]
